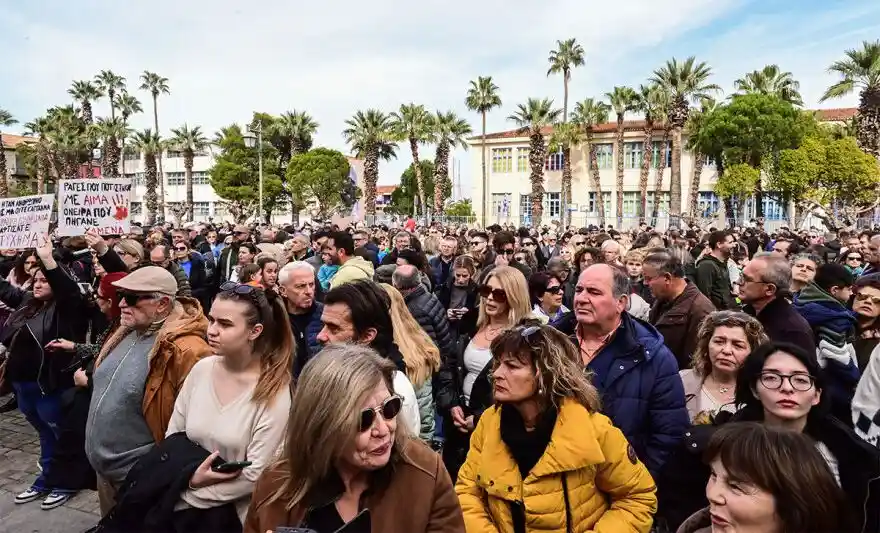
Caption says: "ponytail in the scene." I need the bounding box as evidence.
[252,289,294,405]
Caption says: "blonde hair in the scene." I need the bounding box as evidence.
[380,284,441,387]
[271,344,408,510]
[477,266,531,330]
[115,239,144,263]
[692,311,769,378]
[624,248,645,264]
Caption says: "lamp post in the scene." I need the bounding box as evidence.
[243,123,263,222]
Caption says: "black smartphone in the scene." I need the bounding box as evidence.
[211,460,252,473]
[274,529,317,533]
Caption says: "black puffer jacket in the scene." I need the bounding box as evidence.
[403,285,456,362]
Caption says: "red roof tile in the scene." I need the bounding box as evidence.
[376,185,397,195]
[0,133,36,149]
[812,108,858,121]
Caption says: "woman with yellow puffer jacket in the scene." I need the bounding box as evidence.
[455,321,657,533]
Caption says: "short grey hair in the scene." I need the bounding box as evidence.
[752,252,791,294]
[278,260,315,285]
[643,249,685,278]
[611,265,631,298]
[392,264,420,291]
[791,253,822,266]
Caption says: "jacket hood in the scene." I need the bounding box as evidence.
[339,256,375,277]
[793,282,856,330]
[676,508,711,533]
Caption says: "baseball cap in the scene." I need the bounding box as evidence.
[111,266,177,296]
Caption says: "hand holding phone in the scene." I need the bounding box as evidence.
[189,451,243,489]
[211,460,252,473]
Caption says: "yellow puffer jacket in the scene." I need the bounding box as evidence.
[455,398,657,533]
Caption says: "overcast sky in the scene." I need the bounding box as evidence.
[3,0,878,196]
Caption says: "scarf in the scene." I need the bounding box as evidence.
[499,403,558,478]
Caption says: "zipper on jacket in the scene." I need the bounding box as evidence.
[26,323,46,395]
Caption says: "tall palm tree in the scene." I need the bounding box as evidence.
[22,116,52,193]
[42,105,92,179]
[343,110,398,217]
[94,70,127,120]
[139,71,170,221]
[685,97,717,218]
[734,64,803,106]
[548,122,584,227]
[651,101,672,224]
[821,40,880,159]
[465,77,502,226]
[92,117,129,178]
[430,111,472,214]
[651,57,721,220]
[169,124,208,219]
[606,86,638,225]
[571,98,611,226]
[508,98,562,227]
[131,129,163,225]
[68,80,103,124]
[0,109,18,197]
[115,91,143,173]
[390,104,432,215]
[633,84,665,220]
[287,110,319,157]
[547,38,586,123]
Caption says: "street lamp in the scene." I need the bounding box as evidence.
[244,123,263,222]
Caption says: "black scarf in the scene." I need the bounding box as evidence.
[499,403,558,478]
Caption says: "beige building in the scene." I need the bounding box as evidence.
[1,134,39,194]
[468,108,857,229]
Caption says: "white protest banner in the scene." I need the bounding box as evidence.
[57,178,133,236]
[0,194,54,249]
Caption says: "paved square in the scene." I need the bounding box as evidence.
[0,409,99,533]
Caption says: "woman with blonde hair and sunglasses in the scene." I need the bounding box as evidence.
[244,344,464,533]
[380,283,442,442]
[435,266,531,481]
[456,321,657,532]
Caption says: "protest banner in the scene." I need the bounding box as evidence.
[0,194,55,249]
[57,178,133,236]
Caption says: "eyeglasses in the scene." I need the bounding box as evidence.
[117,291,160,307]
[855,293,880,305]
[478,284,508,303]
[469,240,485,247]
[359,395,403,432]
[521,241,536,247]
[174,246,187,252]
[501,249,515,256]
[759,371,814,392]
[572,241,585,247]
[848,256,863,261]
[544,286,562,295]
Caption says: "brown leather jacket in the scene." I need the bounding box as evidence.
[648,282,716,370]
[95,297,211,443]
[244,439,465,533]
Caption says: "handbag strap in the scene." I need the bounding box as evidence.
[562,472,573,533]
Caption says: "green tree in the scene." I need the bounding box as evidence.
[115,91,142,172]
[131,128,163,225]
[92,117,130,178]
[685,97,717,218]
[508,98,562,226]
[606,86,638,224]
[68,80,103,124]
[388,161,435,215]
[390,104,432,214]
[633,84,666,220]
[714,163,760,224]
[465,76,502,226]
[139,71,170,220]
[208,124,284,223]
[429,111,471,213]
[571,98,611,226]
[445,198,475,217]
[343,110,397,217]
[0,108,18,197]
[548,122,584,227]
[734,65,803,106]
[94,70,126,121]
[821,40,880,160]
[547,38,586,123]
[287,148,358,219]
[168,124,208,219]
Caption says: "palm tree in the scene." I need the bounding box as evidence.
[92,117,129,178]
[343,110,397,217]
[606,86,638,225]
[548,122,584,227]
[821,40,880,159]
[115,91,143,174]
[139,71,170,221]
[131,129,163,225]
[685,97,717,219]
[651,101,672,224]
[430,111,472,214]
[571,98,611,226]
[508,98,562,227]
[287,110,319,157]
[169,124,208,219]
[0,109,18,197]
[22,116,52,193]
[42,105,93,179]
[734,64,803,106]
[465,77,502,226]
[633,84,665,220]
[390,104,432,215]
[651,57,721,220]
[547,38,586,122]
[68,80,103,124]
[94,70,127,120]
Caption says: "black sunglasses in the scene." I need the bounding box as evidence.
[545,286,563,295]
[501,249,515,255]
[174,246,187,252]
[359,395,403,432]
[470,240,485,246]
[117,291,160,307]
[479,284,508,303]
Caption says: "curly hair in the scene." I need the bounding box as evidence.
[691,311,769,378]
[490,320,601,412]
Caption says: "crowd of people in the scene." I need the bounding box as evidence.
[0,214,878,532]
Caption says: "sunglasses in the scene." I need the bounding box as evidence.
[848,256,862,261]
[469,241,485,247]
[221,281,259,295]
[117,291,160,307]
[479,284,508,303]
[359,395,403,432]
[855,293,880,305]
[545,286,562,295]
[174,246,187,252]
[501,249,515,255]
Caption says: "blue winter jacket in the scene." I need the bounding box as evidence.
[571,313,689,477]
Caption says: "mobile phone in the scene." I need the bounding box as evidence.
[274,528,317,533]
[211,460,252,473]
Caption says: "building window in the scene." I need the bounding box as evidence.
[543,192,561,218]
[192,171,210,185]
[213,203,227,217]
[704,154,716,167]
[516,148,530,173]
[587,192,612,214]
[519,194,532,223]
[592,144,613,169]
[622,192,639,215]
[491,193,511,217]
[130,202,142,215]
[545,151,564,171]
[491,148,513,173]
[647,192,670,214]
[166,150,184,158]
[166,172,185,186]
[624,143,643,169]
[697,192,719,217]
[745,194,788,221]
[123,150,140,161]
[192,202,210,216]
[652,141,672,169]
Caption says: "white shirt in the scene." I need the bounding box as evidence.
[462,340,492,407]
[393,370,421,438]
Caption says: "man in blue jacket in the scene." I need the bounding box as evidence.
[571,263,689,477]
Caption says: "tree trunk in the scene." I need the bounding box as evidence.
[562,145,572,227]
[857,87,880,161]
[109,91,116,121]
[0,137,8,197]
[433,142,449,214]
[563,73,569,124]
[651,129,670,225]
[615,116,625,227]
[588,135,606,227]
[145,154,158,226]
[185,152,194,219]
[481,112,488,227]
[153,93,166,223]
[529,133,546,227]
[102,137,120,178]
[364,149,378,216]
[638,121,652,221]
[689,151,705,218]
[670,126,683,219]
[410,138,426,217]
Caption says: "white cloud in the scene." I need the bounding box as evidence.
[2,0,876,198]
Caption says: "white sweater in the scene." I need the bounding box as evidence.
[853,344,880,447]
[393,370,421,438]
[166,357,291,523]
